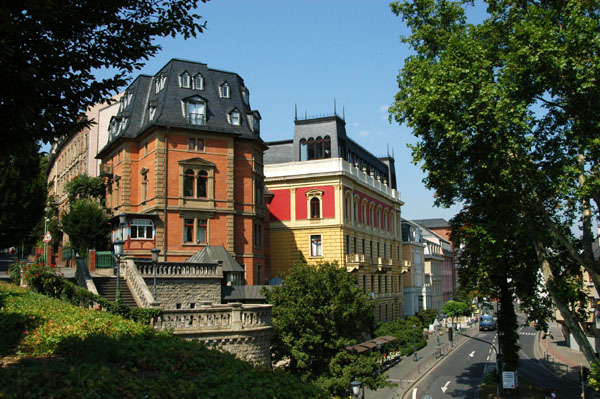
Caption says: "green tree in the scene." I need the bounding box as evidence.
[61,199,110,254]
[0,142,46,249]
[0,0,207,157]
[390,0,600,367]
[263,261,385,396]
[65,174,106,203]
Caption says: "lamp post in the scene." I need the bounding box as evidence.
[376,341,382,375]
[350,380,364,399]
[413,323,418,361]
[113,213,127,302]
[113,239,124,301]
[43,207,49,266]
[151,248,160,301]
[434,317,440,346]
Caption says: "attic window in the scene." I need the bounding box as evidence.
[185,99,206,125]
[242,89,249,105]
[155,75,167,93]
[194,74,204,90]
[179,72,191,88]
[220,82,230,98]
[229,110,241,126]
[149,106,156,120]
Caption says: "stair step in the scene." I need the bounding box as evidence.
[92,277,138,308]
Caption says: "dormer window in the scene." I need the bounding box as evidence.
[229,110,241,126]
[194,74,204,90]
[242,89,249,105]
[220,82,230,98]
[179,72,191,88]
[155,75,167,93]
[187,101,206,125]
[149,105,157,120]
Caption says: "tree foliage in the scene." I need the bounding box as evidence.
[65,174,106,203]
[61,199,110,254]
[0,142,46,249]
[390,0,600,366]
[0,0,207,156]
[442,300,470,318]
[263,261,385,396]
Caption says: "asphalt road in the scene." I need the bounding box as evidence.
[408,330,497,399]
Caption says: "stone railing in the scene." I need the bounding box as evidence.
[154,302,272,332]
[135,260,222,278]
[75,257,99,295]
[124,259,160,308]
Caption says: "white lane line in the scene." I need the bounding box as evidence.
[412,387,418,399]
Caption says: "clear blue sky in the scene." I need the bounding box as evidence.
[103,0,468,221]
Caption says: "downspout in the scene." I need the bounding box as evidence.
[163,127,170,261]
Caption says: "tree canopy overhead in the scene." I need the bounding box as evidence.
[390,0,600,365]
[0,0,207,156]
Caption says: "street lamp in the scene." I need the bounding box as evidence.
[376,341,382,375]
[350,380,362,399]
[151,248,160,301]
[43,207,49,266]
[413,324,418,361]
[113,239,124,301]
[434,317,440,346]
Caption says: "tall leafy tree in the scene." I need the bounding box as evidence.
[263,261,385,397]
[390,0,600,366]
[65,174,106,203]
[0,142,46,249]
[61,199,110,254]
[0,0,207,156]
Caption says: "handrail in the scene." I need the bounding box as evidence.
[123,259,160,308]
[154,303,272,332]
[75,257,99,296]
[135,261,222,277]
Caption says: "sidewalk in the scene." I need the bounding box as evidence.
[365,325,472,399]
[536,320,592,384]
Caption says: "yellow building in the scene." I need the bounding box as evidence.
[264,114,404,322]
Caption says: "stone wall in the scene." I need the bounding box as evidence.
[178,328,272,368]
[148,277,221,309]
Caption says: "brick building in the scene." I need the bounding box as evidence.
[96,59,269,285]
[264,113,404,322]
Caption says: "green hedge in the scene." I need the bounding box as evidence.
[0,283,322,399]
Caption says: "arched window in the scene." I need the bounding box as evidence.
[194,74,204,90]
[229,110,241,126]
[180,72,191,88]
[220,82,230,98]
[299,139,308,161]
[315,136,323,159]
[307,138,315,159]
[324,135,331,158]
[197,170,208,198]
[184,169,194,197]
[310,197,320,218]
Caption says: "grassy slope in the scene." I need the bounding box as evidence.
[0,282,321,399]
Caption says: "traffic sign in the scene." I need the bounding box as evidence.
[43,231,52,243]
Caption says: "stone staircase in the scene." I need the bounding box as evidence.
[93,276,137,308]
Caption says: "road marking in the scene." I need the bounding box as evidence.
[412,387,418,399]
[441,381,450,393]
[469,351,475,358]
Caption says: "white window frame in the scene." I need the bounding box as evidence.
[194,74,204,90]
[179,72,191,88]
[130,219,154,240]
[310,234,322,257]
[229,110,241,126]
[220,82,230,98]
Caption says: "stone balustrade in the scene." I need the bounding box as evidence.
[124,259,159,308]
[135,261,222,278]
[154,302,272,332]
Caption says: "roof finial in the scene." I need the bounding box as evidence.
[295,103,297,121]
[305,109,307,119]
[334,98,337,116]
[343,106,345,121]
[387,143,390,157]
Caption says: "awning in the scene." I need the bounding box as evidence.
[345,336,397,353]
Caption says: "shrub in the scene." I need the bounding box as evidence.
[7,260,23,284]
